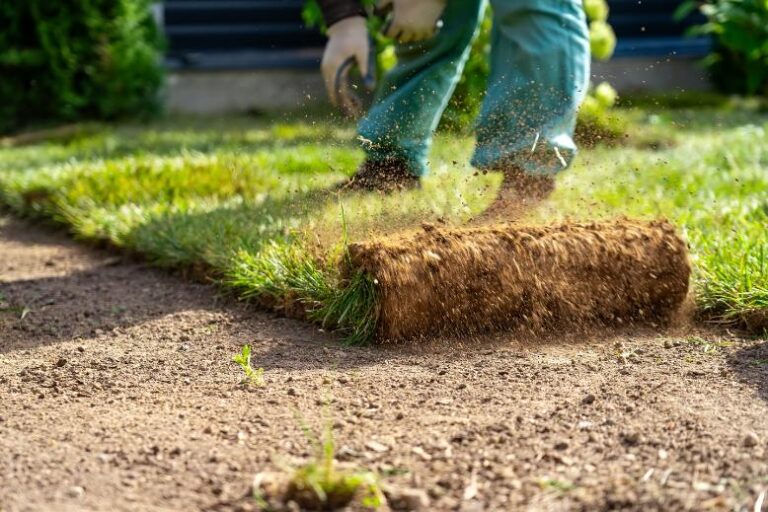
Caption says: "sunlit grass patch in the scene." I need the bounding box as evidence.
[0,107,766,341]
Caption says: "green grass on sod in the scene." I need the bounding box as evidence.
[0,107,766,341]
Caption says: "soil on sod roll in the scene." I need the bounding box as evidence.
[348,218,690,341]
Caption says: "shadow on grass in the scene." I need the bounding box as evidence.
[726,338,768,405]
[123,169,486,273]
[125,188,344,271]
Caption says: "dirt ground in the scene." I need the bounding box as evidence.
[1,214,766,512]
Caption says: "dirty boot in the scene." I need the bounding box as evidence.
[474,166,555,223]
[335,158,420,193]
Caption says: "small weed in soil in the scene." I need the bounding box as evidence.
[232,344,264,387]
[684,335,734,354]
[0,293,29,320]
[254,413,385,510]
[538,477,576,494]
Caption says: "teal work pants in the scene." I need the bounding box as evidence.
[358,0,590,177]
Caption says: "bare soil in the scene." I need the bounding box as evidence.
[350,219,689,340]
[1,215,767,512]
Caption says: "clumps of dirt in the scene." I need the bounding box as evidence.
[347,218,691,341]
[470,166,556,224]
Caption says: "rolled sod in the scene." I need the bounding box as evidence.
[347,219,690,341]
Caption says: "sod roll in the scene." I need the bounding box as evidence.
[347,219,690,341]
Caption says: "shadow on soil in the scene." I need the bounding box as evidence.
[0,261,235,355]
[0,215,232,353]
[726,339,768,404]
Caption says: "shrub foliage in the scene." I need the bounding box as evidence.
[0,0,164,133]
[678,0,768,96]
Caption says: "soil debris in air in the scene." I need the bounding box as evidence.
[347,218,691,341]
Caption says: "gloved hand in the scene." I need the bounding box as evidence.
[321,16,375,118]
[378,0,446,43]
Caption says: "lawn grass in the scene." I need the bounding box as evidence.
[0,105,766,341]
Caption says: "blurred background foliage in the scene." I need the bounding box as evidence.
[0,0,164,134]
[677,0,768,97]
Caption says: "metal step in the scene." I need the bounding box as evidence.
[609,13,697,38]
[164,1,304,24]
[165,48,322,70]
[165,23,322,51]
[614,36,711,58]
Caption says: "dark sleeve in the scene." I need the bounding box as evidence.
[317,0,365,27]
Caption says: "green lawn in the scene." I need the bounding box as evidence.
[1,104,766,341]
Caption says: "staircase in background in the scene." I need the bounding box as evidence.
[162,0,710,71]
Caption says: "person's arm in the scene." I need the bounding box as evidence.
[317,0,365,27]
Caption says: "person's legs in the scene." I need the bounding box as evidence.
[472,0,590,176]
[357,0,486,178]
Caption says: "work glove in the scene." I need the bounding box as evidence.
[321,16,375,118]
[378,0,446,43]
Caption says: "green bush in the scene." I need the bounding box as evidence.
[589,19,617,61]
[677,0,768,96]
[583,0,609,22]
[0,0,164,134]
[574,81,626,146]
